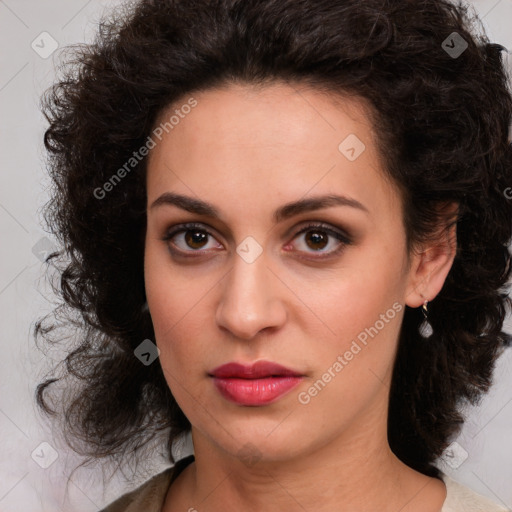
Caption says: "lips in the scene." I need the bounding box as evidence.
[209,361,304,406]
[210,361,302,379]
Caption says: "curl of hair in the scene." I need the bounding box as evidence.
[35,0,512,480]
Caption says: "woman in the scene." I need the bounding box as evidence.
[35,0,512,511]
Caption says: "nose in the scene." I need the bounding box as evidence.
[215,250,287,341]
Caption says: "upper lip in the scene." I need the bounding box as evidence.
[209,361,303,379]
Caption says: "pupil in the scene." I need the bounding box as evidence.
[185,230,207,248]
[306,232,327,250]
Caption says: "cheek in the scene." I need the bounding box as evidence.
[298,278,404,426]
[146,281,206,360]
[144,239,222,382]
[311,243,406,375]
[145,273,209,407]
[145,234,207,332]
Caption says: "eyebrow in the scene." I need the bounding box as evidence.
[149,192,369,223]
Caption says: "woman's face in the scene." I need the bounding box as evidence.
[144,82,424,463]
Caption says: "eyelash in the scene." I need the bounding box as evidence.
[161,222,352,260]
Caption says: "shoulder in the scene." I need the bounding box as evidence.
[440,472,510,512]
[99,455,195,512]
[99,467,175,512]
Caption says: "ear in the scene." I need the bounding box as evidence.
[405,202,458,308]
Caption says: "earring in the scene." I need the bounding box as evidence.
[419,299,433,338]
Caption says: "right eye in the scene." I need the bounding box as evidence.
[162,222,223,256]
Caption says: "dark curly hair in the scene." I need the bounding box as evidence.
[35,0,512,483]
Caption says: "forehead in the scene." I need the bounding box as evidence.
[145,81,401,226]
[152,81,374,153]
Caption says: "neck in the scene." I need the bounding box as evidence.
[165,397,446,512]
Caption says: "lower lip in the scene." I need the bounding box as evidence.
[212,376,303,406]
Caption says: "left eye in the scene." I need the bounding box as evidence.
[162,222,351,257]
[289,223,351,256]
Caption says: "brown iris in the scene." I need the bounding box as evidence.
[185,230,208,249]
[305,231,328,251]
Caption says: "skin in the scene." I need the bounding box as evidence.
[144,81,457,512]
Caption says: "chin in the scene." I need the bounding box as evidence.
[200,417,310,464]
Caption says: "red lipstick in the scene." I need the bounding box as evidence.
[209,361,304,406]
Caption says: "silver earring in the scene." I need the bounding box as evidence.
[419,299,433,338]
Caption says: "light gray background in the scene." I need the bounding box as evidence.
[1,0,511,510]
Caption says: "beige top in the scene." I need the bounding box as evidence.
[100,455,509,512]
